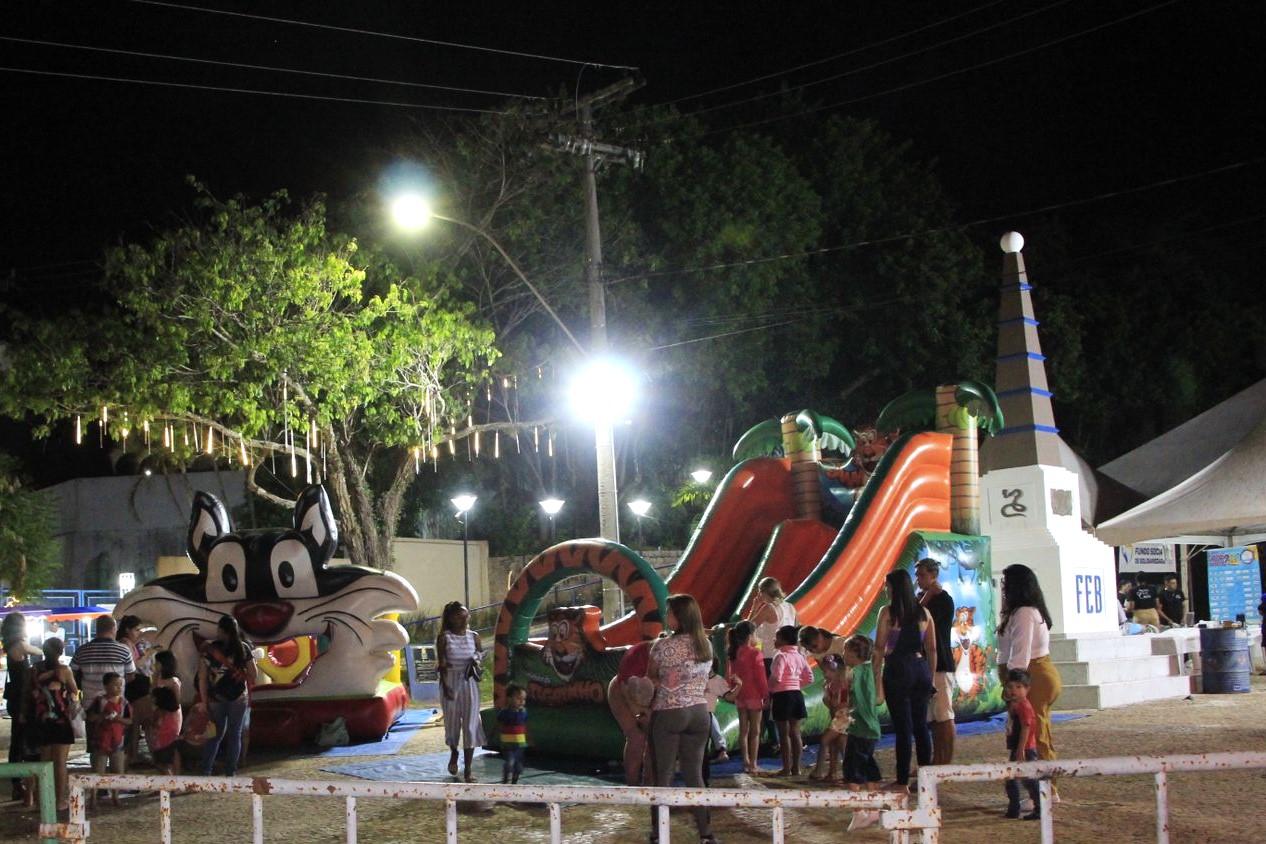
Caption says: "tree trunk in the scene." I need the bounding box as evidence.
[782,414,821,521]
[935,384,980,535]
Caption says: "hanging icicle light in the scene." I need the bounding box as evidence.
[163,423,171,449]
[494,430,500,459]
[75,415,82,445]
[548,429,555,458]
[205,425,215,455]
[305,418,313,483]
[533,426,540,453]
[239,437,249,466]
[143,420,150,450]
[413,446,420,475]
[431,443,439,472]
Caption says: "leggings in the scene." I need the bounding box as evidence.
[649,704,712,838]
[883,654,933,785]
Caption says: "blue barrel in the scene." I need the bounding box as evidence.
[1199,627,1252,693]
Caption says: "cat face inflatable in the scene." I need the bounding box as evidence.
[114,485,418,702]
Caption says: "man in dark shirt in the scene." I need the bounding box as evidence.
[1118,581,1135,620]
[1159,576,1186,627]
[916,558,956,765]
[1129,581,1160,628]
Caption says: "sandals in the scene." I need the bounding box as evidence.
[447,760,459,776]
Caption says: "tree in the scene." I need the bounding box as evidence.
[0,183,504,568]
[0,455,61,600]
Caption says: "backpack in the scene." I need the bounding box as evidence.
[30,668,69,724]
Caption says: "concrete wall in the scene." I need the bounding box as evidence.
[50,471,247,589]
[332,537,491,616]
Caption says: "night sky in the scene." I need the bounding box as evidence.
[2,0,1263,475]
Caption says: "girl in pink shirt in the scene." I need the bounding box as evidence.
[726,621,769,774]
[768,625,814,776]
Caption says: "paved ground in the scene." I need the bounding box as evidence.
[2,677,1264,843]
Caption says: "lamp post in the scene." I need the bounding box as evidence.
[539,498,565,543]
[690,468,713,485]
[451,494,477,608]
[628,498,651,550]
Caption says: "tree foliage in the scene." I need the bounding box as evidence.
[0,183,499,567]
[0,454,61,600]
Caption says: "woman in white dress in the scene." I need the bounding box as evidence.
[436,601,486,782]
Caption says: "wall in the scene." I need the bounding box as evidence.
[331,537,491,616]
[50,470,247,589]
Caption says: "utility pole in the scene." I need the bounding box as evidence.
[550,77,644,620]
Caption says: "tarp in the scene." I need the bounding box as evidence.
[5,605,112,621]
[1096,409,1266,547]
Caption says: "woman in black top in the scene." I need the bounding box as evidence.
[873,570,937,788]
[3,611,42,803]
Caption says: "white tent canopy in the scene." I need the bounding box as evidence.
[1096,408,1266,547]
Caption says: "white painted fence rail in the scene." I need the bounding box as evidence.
[61,773,915,844]
[915,751,1266,844]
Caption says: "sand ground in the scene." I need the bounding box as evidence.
[2,677,1264,843]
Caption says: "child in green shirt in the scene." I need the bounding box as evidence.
[843,635,882,831]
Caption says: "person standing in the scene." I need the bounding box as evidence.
[916,558,957,764]
[196,615,256,777]
[1159,576,1186,627]
[647,594,716,844]
[607,639,654,785]
[436,601,485,783]
[70,615,136,705]
[28,638,78,812]
[748,577,797,749]
[996,564,1061,762]
[873,569,936,790]
[3,612,44,804]
[116,615,151,765]
[1128,579,1161,629]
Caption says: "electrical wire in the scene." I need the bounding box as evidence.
[702,0,1183,137]
[0,35,547,100]
[674,0,1077,122]
[662,0,1009,106]
[128,0,637,70]
[0,65,508,112]
[606,154,1266,285]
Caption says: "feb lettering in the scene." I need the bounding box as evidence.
[1074,575,1103,614]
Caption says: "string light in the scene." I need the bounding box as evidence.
[75,415,82,445]
[534,426,540,453]
[205,425,214,455]
[305,417,313,483]
[431,443,439,472]
[413,446,421,475]
[547,429,555,458]
[494,430,500,459]
[239,437,249,466]
[143,419,150,451]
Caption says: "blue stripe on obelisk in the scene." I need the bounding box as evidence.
[996,424,1060,436]
[996,352,1046,362]
[997,316,1039,326]
[999,282,1033,292]
[997,386,1053,398]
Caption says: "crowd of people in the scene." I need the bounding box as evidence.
[1,611,257,815]
[464,559,1066,836]
[1117,576,1187,633]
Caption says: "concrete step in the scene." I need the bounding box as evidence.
[1049,634,1156,662]
[1055,654,1179,685]
[1054,675,1192,710]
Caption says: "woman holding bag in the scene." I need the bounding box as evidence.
[437,601,485,782]
[29,637,78,812]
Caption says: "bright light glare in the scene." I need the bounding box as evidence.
[690,469,713,484]
[390,192,432,232]
[569,356,638,422]
[628,499,652,517]
[539,497,565,516]
[451,494,477,514]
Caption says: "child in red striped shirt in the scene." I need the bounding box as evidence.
[497,684,529,784]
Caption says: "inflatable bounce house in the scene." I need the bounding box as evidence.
[114,485,418,746]
[485,383,1006,760]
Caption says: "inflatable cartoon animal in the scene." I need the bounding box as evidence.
[951,606,988,699]
[114,485,418,744]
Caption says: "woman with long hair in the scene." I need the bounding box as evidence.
[2,611,43,804]
[997,564,1061,761]
[116,615,151,765]
[196,615,256,776]
[748,577,797,750]
[29,637,78,812]
[647,594,717,843]
[436,601,485,782]
[872,569,937,789]
[726,620,768,774]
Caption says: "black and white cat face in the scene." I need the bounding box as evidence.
[116,485,418,701]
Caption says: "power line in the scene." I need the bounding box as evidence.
[606,154,1266,285]
[662,0,1009,106]
[0,65,508,113]
[128,0,637,70]
[0,35,546,100]
[676,0,1077,122]
[703,0,1183,137]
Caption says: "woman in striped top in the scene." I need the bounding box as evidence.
[437,602,486,782]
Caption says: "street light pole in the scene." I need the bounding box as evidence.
[451,494,477,608]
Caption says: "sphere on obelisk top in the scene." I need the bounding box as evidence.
[1000,231,1025,254]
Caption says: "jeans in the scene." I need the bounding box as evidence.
[1006,747,1041,809]
[883,654,933,785]
[502,746,525,783]
[201,697,249,776]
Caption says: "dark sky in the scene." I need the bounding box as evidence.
[2,1,1263,478]
[3,0,1262,277]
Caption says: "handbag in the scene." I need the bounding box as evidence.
[69,698,86,740]
[466,653,484,682]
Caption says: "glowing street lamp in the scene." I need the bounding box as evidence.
[690,468,713,484]
[389,192,432,232]
[539,497,565,542]
[451,494,477,607]
[628,498,651,549]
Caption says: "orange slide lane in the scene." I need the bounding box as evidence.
[790,432,952,636]
[601,457,797,646]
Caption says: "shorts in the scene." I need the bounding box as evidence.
[842,735,881,785]
[928,672,955,722]
[770,690,806,722]
[1133,608,1160,628]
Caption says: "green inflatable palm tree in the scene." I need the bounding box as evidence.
[733,410,855,521]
